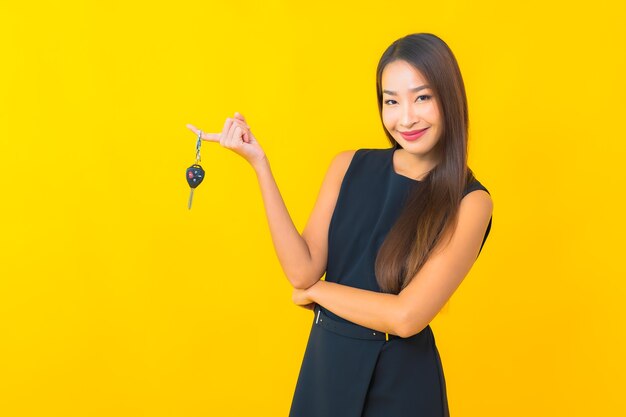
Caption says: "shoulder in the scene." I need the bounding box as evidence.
[463,173,490,195]
[327,148,389,178]
[323,150,358,183]
[460,177,493,224]
[461,172,493,212]
[463,172,492,200]
[332,147,389,166]
[332,149,358,165]
[461,188,493,217]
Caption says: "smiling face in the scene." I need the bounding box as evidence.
[381,60,443,163]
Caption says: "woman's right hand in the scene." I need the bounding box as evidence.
[186,111,267,169]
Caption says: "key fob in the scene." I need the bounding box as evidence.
[186,164,205,188]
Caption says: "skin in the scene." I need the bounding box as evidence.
[381,59,443,181]
[187,63,493,337]
[187,112,266,170]
[291,61,493,337]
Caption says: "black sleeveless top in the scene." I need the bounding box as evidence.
[288,146,493,417]
[323,146,492,324]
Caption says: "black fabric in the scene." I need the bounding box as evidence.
[313,303,402,341]
[289,147,491,417]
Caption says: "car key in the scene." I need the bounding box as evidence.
[186,131,204,210]
[186,164,205,209]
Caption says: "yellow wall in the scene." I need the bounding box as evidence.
[1,0,625,415]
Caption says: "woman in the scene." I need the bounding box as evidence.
[188,32,493,417]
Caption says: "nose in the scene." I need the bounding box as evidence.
[400,103,418,129]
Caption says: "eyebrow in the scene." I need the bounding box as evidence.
[382,85,431,95]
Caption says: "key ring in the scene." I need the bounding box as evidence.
[186,129,206,210]
[195,130,202,163]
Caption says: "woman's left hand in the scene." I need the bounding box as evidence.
[292,287,316,311]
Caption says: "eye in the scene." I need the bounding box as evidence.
[383,95,431,106]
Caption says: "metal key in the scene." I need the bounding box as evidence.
[186,131,204,210]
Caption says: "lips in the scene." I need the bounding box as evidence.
[399,127,429,141]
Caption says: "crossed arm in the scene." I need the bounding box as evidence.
[292,189,493,338]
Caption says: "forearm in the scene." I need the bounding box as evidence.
[307,280,405,336]
[253,157,314,288]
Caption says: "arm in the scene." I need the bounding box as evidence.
[253,157,314,289]
[254,151,354,289]
[301,189,493,337]
[305,281,403,335]
[192,115,348,290]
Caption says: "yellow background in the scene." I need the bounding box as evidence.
[1,0,625,415]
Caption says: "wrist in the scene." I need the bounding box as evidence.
[252,155,269,173]
[307,279,324,301]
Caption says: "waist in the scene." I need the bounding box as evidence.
[313,304,402,342]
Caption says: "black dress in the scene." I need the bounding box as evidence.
[288,146,492,417]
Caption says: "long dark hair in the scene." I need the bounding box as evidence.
[374,33,476,294]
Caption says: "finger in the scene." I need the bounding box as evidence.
[202,132,221,141]
[233,126,243,145]
[234,111,247,125]
[221,117,234,147]
[233,117,250,129]
[186,123,203,137]
[233,112,250,130]
[232,120,250,143]
[229,120,249,146]
[230,119,249,132]
[186,124,220,142]
[226,119,239,147]
[235,120,250,143]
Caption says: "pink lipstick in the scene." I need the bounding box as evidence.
[400,127,429,141]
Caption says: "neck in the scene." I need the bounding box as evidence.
[396,147,441,180]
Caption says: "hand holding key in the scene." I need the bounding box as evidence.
[186,111,267,170]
